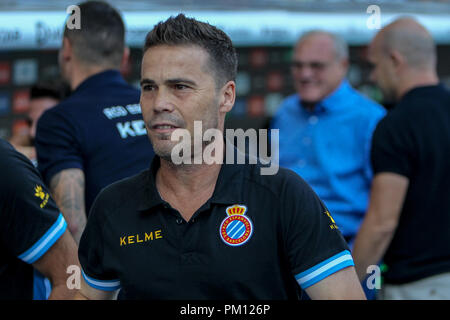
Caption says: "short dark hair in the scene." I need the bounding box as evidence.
[143,14,238,86]
[64,1,125,68]
[30,80,71,101]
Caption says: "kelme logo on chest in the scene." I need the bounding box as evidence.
[119,229,163,246]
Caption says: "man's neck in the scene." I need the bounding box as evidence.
[157,159,222,194]
[301,101,317,112]
[397,70,439,100]
[155,154,222,221]
[70,65,116,91]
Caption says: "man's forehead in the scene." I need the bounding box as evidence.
[140,45,217,87]
[144,44,208,61]
[142,45,209,75]
[367,34,383,60]
[294,35,336,60]
[144,45,209,67]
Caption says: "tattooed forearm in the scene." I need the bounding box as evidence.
[50,169,87,244]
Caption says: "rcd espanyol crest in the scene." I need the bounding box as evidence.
[220,205,253,246]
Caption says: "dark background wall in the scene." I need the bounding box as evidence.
[1,45,450,139]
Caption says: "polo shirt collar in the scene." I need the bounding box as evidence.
[137,156,165,211]
[209,141,246,205]
[320,79,352,111]
[300,78,351,113]
[401,83,445,102]
[138,140,246,211]
[72,69,125,94]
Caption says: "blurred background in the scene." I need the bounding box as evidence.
[0,0,449,139]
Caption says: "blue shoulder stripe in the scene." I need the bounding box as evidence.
[295,250,354,289]
[82,269,121,291]
[18,213,67,264]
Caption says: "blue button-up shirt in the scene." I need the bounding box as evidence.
[271,79,386,238]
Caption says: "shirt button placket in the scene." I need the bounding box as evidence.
[302,136,312,146]
[308,115,319,125]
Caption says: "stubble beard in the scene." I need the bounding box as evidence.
[152,113,220,165]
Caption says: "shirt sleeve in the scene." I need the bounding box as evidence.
[280,170,354,290]
[370,114,415,178]
[0,140,67,264]
[78,192,121,291]
[35,108,84,186]
[362,107,386,182]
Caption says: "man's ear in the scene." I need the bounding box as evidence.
[341,58,349,71]
[389,50,404,71]
[121,46,130,71]
[61,37,73,62]
[339,58,349,77]
[219,80,236,114]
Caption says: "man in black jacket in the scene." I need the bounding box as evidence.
[353,17,450,299]
[0,139,79,299]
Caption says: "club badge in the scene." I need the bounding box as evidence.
[220,205,253,246]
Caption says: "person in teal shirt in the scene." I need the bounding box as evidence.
[272,30,385,244]
[271,32,385,300]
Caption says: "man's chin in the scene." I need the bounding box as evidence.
[379,88,397,106]
[154,147,175,163]
[158,153,175,163]
[148,137,173,157]
[298,95,321,109]
[297,91,322,104]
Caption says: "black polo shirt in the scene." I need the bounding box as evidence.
[79,154,353,299]
[35,70,154,214]
[0,139,67,299]
[371,84,450,284]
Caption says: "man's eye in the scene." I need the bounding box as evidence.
[310,62,326,70]
[174,84,188,90]
[142,85,155,91]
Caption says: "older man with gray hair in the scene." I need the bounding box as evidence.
[271,30,385,248]
[353,17,450,300]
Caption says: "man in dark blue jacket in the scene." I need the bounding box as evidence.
[35,1,154,243]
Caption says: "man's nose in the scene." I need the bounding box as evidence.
[153,89,175,113]
[302,65,317,78]
[293,65,313,79]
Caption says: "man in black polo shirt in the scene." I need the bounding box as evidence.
[0,139,79,299]
[75,14,365,300]
[35,1,154,244]
[353,18,450,299]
